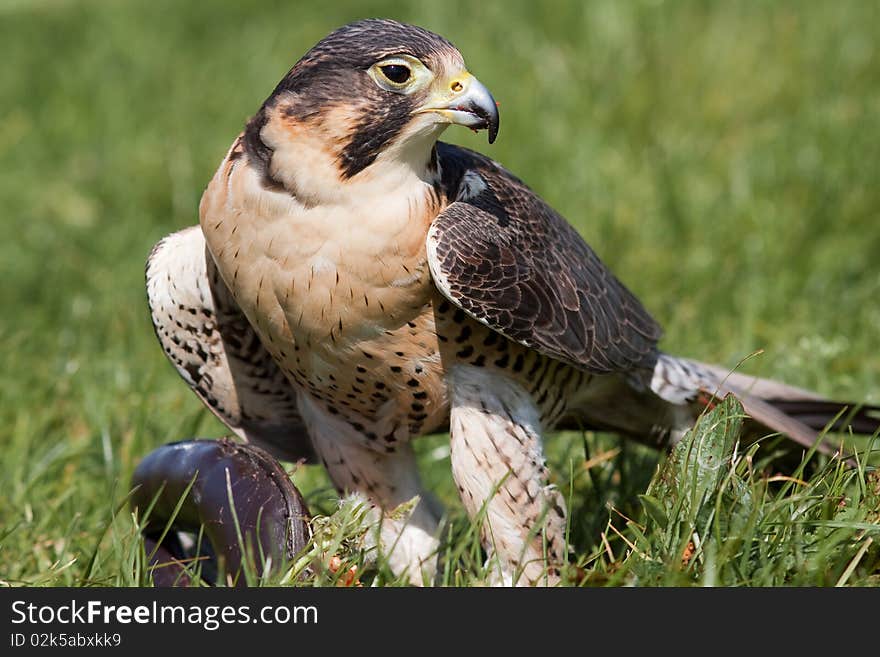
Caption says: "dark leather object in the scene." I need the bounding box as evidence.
[131,438,310,586]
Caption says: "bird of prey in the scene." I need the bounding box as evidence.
[146,19,879,585]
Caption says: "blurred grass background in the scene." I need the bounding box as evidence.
[0,0,878,585]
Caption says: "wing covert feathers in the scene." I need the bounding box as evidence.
[428,143,662,376]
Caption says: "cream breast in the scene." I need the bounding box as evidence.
[200,135,442,366]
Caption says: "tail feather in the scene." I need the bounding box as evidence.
[652,354,880,459]
[696,363,825,402]
[735,394,834,454]
[764,400,880,435]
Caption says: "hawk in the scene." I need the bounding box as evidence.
[145,19,879,585]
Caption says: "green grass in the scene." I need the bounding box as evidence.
[1,0,878,586]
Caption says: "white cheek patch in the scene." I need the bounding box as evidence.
[458,170,487,201]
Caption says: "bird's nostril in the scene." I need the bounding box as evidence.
[450,80,464,93]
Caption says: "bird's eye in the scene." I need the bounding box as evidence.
[380,64,411,85]
[368,56,428,93]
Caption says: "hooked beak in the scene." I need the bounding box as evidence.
[418,72,500,144]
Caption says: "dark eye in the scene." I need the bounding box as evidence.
[380,64,411,84]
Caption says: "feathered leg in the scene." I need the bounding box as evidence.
[448,365,567,586]
[297,395,442,585]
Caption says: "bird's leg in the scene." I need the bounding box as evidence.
[448,365,567,586]
[298,396,442,585]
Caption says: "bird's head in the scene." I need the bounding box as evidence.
[244,19,499,199]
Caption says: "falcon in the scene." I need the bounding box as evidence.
[145,19,879,585]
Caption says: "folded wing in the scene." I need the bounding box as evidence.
[428,143,662,377]
[146,226,314,462]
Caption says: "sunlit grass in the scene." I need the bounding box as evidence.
[1,0,878,586]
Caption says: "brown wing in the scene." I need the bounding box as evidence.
[427,143,662,375]
[146,227,314,463]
